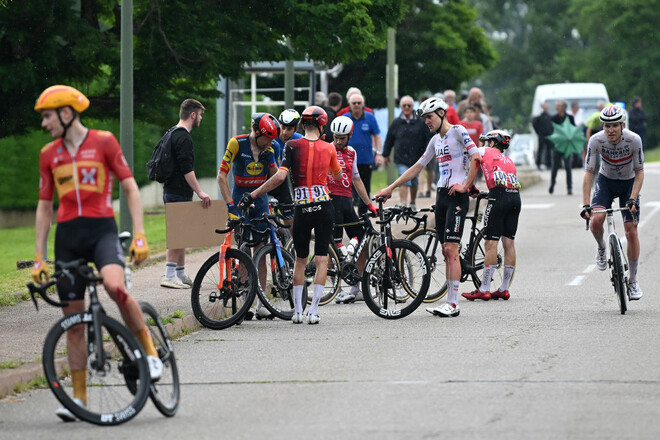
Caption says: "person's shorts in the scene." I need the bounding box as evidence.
[163,192,192,204]
[55,217,124,301]
[482,188,521,241]
[396,163,419,187]
[292,202,335,258]
[330,195,363,241]
[591,174,640,223]
[267,178,295,220]
[233,188,270,243]
[434,188,469,243]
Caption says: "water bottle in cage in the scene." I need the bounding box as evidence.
[346,237,359,256]
[337,243,348,259]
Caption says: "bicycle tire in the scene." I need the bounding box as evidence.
[191,249,258,330]
[42,313,150,425]
[406,228,447,303]
[305,242,342,306]
[609,235,627,315]
[471,228,513,291]
[362,239,430,319]
[253,244,307,319]
[140,301,180,417]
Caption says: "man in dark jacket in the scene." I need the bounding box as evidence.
[628,96,647,146]
[532,101,553,170]
[382,95,432,210]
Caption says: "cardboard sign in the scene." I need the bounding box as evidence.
[165,201,228,249]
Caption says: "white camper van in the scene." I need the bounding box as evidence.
[530,82,610,160]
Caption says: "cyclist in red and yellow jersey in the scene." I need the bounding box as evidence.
[32,85,161,421]
[239,106,341,325]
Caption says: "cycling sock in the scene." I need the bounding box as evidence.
[596,237,606,250]
[165,262,176,278]
[175,266,186,279]
[309,284,324,316]
[293,285,304,314]
[448,280,459,305]
[135,327,159,358]
[349,284,360,295]
[628,260,638,283]
[72,369,87,405]
[480,265,495,292]
[500,265,515,291]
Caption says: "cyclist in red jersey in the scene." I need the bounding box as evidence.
[327,116,378,303]
[462,130,521,301]
[33,85,162,421]
[239,106,341,325]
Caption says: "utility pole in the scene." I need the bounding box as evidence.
[385,27,398,184]
[119,0,134,233]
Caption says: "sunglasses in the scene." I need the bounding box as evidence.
[401,104,412,108]
[350,102,363,105]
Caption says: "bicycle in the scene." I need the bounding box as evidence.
[26,259,179,425]
[402,192,512,302]
[361,198,431,319]
[191,216,261,330]
[251,212,308,320]
[586,207,632,315]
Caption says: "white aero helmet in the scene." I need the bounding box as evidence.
[417,97,448,117]
[279,108,301,127]
[599,104,625,124]
[330,116,354,135]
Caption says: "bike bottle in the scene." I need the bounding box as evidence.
[346,237,359,256]
[337,243,348,259]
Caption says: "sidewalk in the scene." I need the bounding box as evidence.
[0,168,540,397]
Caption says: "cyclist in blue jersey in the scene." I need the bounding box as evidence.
[267,109,301,225]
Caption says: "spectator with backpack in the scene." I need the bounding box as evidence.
[159,98,211,289]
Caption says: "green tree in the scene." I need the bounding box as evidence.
[0,0,410,138]
[330,0,497,107]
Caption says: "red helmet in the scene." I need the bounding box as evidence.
[252,113,281,139]
[301,105,328,128]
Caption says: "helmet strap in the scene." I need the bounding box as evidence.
[434,110,446,134]
[56,107,76,139]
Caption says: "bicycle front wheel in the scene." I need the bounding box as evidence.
[407,228,447,303]
[140,301,180,417]
[42,313,150,425]
[253,244,307,319]
[609,235,627,315]
[362,239,430,319]
[471,228,512,291]
[191,249,258,330]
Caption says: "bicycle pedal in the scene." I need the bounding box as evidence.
[243,311,254,321]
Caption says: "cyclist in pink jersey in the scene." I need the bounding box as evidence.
[326,116,377,303]
[239,106,341,324]
[461,130,521,301]
[375,97,481,318]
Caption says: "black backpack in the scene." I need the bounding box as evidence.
[146,126,186,183]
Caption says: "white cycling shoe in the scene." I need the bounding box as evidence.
[595,248,607,271]
[426,302,460,318]
[292,313,304,324]
[628,281,643,301]
[148,355,163,381]
[55,398,85,422]
[335,289,356,304]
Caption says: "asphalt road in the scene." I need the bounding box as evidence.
[1,164,660,439]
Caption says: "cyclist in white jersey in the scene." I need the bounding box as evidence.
[375,97,480,318]
[581,104,644,300]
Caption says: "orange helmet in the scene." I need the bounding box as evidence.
[34,85,90,113]
[301,105,328,128]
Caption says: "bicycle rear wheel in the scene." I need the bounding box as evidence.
[471,228,512,291]
[191,250,258,330]
[140,301,180,417]
[407,228,447,303]
[42,313,150,425]
[253,243,307,319]
[362,239,430,319]
[609,235,627,315]
[304,241,341,306]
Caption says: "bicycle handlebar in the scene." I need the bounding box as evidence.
[584,206,636,230]
[26,259,102,310]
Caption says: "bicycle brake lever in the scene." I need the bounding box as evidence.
[26,284,39,311]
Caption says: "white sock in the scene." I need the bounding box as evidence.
[309,284,324,316]
[629,260,638,283]
[480,265,495,293]
[176,266,186,279]
[596,237,606,250]
[500,265,515,291]
[165,262,176,278]
[349,284,360,294]
[293,285,304,314]
[448,280,459,306]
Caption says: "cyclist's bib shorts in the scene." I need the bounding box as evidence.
[330,195,364,242]
[54,217,124,301]
[592,174,640,223]
[267,178,295,220]
[435,188,469,243]
[292,202,334,258]
[482,187,521,241]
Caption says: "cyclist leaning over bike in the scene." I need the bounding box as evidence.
[32,85,162,421]
[218,112,281,319]
[375,97,480,318]
[327,116,379,304]
[239,106,342,325]
[462,130,521,301]
[580,104,644,300]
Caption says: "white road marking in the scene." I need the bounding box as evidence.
[524,203,554,209]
